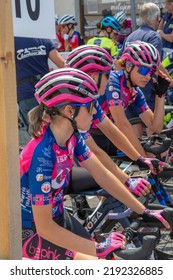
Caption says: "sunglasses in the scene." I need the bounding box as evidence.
[137,66,156,77]
[71,101,95,115]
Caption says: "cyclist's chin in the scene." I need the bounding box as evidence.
[138,80,149,87]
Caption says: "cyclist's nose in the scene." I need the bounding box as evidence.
[145,73,152,79]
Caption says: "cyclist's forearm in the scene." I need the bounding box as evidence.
[152,96,165,132]
[85,136,129,183]
[93,148,129,183]
[98,119,140,160]
[33,209,97,257]
[144,97,165,134]
[110,131,140,161]
[116,122,146,157]
[83,154,145,214]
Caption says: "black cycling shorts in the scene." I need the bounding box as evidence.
[91,132,118,156]
[22,210,91,260]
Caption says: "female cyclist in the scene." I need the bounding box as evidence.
[21,68,171,260]
[58,14,84,51]
[114,11,132,46]
[87,16,120,58]
[105,41,170,155]
[158,0,173,49]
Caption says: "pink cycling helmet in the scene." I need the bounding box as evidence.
[35,68,99,108]
[121,41,160,69]
[65,45,113,74]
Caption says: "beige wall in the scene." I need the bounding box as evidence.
[54,0,75,17]
[54,0,81,32]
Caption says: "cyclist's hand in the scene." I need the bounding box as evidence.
[125,177,151,196]
[141,208,171,229]
[96,232,126,259]
[136,156,168,175]
[152,70,170,98]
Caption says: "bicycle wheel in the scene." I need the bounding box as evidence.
[155,230,173,260]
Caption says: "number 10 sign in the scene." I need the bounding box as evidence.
[12,0,56,39]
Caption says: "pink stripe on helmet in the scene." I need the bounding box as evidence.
[35,69,97,90]
[121,53,142,66]
[42,95,93,107]
[35,82,98,104]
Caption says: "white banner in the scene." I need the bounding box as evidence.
[12,0,56,39]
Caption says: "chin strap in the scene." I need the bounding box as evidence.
[125,65,135,88]
[97,72,102,89]
[62,106,80,136]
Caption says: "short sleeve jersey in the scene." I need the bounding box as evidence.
[69,31,85,50]
[162,51,173,77]
[20,126,92,228]
[105,70,148,114]
[162,12,173,49]
[15,37,55,102]
[87,36,118,58]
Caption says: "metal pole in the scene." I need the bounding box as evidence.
[130,0,137,31]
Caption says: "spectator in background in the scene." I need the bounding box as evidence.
[87,16,121,58]
[114,11,132,47]
[162,51,173,104]
[55,15,65,52]
[58,14,85,51]
[15,37,65,136]
[158,0,173,49]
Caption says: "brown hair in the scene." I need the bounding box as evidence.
[28,105,49,138]
[96,21,102,29]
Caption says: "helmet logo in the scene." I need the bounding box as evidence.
[75,86,89,95]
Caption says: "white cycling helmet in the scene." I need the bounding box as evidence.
[114,11,126,25]
[58,14,77,25]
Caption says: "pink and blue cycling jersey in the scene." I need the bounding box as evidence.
[104,70,148,114]
[81,70,148,140]
[20,126,92,228]
[69,31,84,50]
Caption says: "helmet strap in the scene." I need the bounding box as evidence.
[62,107,80,136]
[125,65,135,87]
[97,72,102,89]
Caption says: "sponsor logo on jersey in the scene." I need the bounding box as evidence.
[112,92,119,99]
[109,85,114,91]
[36,174,44,181]
[41,182,51,193]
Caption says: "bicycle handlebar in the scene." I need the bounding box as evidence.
[160,127,173,138]
[143,135,171,156]
[114,235,156,260]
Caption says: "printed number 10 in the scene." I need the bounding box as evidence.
[15,0,40,21]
